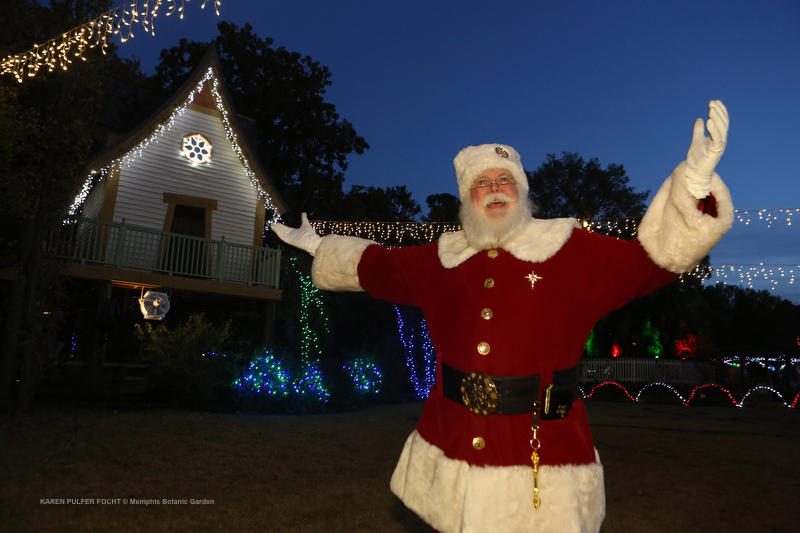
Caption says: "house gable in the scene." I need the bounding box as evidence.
[72,48,285,249]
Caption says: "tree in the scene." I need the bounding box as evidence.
[152,22,369,219]
[0,0,142,411]
[338,184,421,222]
[526,152,649,222]
[423,193,460,223]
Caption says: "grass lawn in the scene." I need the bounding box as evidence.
[2,400,798,532]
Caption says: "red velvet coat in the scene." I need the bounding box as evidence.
[357,227,677,468]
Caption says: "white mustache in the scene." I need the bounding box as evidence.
[482,193,515,207]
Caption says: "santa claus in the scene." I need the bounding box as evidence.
[274,101,732,533]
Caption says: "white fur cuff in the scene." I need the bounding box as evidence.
[637,161,733,274]
[390,430,606,533]
[310,234,375,291]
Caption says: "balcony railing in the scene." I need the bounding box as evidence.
[52,217,281,288]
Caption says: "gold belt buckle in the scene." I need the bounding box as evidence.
[461,372,498,416]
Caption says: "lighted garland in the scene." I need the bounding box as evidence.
[585,380,798,409]
[68,66,282,226]
[2,0,220,83]
[635,382,687,404]
[311,220,461,244]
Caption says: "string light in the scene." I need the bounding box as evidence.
[68,66,282,227]
[736,208,799,227]
[635,382,686,404]
[739,386,790,408]
[1,0,220,83]
[394,305,436,398]
[232,349,292,397]
[585,381,637,402]
[311,220,460,244]
[683,383,739,407]
[342,357,383,394]
[291,256,330,402]
[706,264,798,292]
[584,380,797,409]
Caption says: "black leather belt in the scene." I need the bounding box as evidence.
[441,362,580,419]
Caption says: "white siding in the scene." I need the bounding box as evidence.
[113,107,259,246]
[81,178,105,219]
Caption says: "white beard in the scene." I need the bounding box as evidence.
[459,193,536,250]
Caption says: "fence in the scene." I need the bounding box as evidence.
[52,217,281,288]
[578,358,712,386]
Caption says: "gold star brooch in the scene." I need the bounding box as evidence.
[525,271,543,289]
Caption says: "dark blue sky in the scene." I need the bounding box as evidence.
[116,0,800,303]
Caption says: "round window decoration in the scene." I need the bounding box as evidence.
[181,133,213,164]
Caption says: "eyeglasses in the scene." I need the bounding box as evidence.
[470,175,516,192]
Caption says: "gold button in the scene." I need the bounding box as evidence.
[477,342,490,355]
[481,308,493,320]
[484,278,495,288]
[487,249,499,258]
[472,437,486,450]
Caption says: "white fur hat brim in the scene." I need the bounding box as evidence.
[453,144,529,201]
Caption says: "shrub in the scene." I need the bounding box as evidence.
[134,313,240,409]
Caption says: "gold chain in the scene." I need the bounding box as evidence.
[530,424,541,508]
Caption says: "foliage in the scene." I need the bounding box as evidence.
[0,0,146,411]
[134,313,239,408]
[339,184,421,222]
[152,21,369,219]
[423,193,460,222]
[526,152,649,222]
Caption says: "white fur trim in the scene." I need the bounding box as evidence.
[438,218,580,268]
[637,161,733,274]
[310,234,374,291]
[390,430,605,533]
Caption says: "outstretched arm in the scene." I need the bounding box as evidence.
[685,100,729,201]
[272,214,375,291]
[636,100,734,274]
[271,213,323,256]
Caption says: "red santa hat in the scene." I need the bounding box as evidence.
[453,144,529,201]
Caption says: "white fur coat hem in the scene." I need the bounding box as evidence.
[390,430,606,533]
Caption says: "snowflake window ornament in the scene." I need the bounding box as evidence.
[181,133,213,164]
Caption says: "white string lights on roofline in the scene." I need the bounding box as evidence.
[1,0,220,83]
[68,67,282,225]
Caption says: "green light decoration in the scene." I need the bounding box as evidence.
[291,256,330,402]
[642,320,663,358]
[232,349,291,397]
[342,357,383,394]
[585,330,598,358]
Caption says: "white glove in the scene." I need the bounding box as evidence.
[685,100,729,199]
[271,213,322,256]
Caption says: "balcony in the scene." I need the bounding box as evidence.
[50,217,281,299]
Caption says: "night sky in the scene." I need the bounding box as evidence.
[113,0,800,303]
